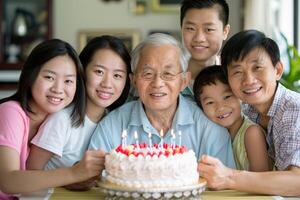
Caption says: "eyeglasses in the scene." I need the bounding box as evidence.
[136,70,184,81]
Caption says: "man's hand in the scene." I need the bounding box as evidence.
[198,155,235,190]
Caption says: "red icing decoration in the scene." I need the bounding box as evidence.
[115,143,187,157]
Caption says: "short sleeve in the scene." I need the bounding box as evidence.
[31,109,72,157]
[0,102,28,155]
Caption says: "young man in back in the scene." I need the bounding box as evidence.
[180,0,230,97]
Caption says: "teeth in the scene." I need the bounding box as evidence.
[193,46,206,49]
[100,94,111,98]
[98,90,113,95]
[49,97,62,102]
[151,93,165,97]
[99,92,111,97]
[244,87,260,94]
[98,91,112,99]
[218,113,231,119]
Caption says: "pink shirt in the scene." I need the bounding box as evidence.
[0,101,30,200]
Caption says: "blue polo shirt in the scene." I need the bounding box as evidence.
[89,95,236,168]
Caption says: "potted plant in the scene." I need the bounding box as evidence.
[280,45,300,92]
[279,34,300,92]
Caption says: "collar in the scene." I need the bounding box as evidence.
[267,83,285,117]
[182,86,194,97]
[128,95,195,134]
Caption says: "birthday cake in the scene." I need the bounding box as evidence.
[104,143,199,189]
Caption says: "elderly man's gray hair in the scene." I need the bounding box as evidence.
[131,33,189,73]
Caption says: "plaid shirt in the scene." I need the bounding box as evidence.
[243,83,300,170]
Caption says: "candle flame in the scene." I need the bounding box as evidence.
[148,132,152,138]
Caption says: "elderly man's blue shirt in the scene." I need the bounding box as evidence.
[89,95,236,168]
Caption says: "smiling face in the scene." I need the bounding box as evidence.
[85,48,127,110]
[200,80,242,129]
[181,6,229,65]
[31,55,77,115]
[227,48,283,112]
[131,44,189,114]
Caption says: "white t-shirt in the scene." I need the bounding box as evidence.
[31,107,97,169]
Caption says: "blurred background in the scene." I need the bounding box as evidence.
[0,0,298,98]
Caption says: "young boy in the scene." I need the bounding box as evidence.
[180,0,230,97]
[198,30,300,196]
[193,65,269,171]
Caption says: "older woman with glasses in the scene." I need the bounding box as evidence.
[88,33,235,167]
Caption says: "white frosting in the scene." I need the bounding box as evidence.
[105,149,199,189]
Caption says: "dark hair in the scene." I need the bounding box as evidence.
[0,39,86,127]
[180,0,229,27]
[193,65,228,109]
[79,35,131,111]
[221,29,280,76]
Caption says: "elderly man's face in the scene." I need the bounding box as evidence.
[131,44,189,113]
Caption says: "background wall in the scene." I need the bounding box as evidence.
[53,0,243,51]
[0,0,243,98]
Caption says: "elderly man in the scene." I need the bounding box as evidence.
[89,33,235,167]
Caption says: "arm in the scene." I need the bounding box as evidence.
[63,151,106,191]
[65,114,118,191]
[244,125,269,171]
[26,145,54,169]
[198,155,300,196]
[0,146,105,194]
[27,148,98,191]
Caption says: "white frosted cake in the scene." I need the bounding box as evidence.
[104,143,199,189]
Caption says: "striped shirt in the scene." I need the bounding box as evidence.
[243,83,300,170]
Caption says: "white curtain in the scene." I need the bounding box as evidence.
[243,0,293,74]
[243,0,279,37]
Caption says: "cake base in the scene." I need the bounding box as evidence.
[99,178,206,199]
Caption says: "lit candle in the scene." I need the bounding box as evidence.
[178,130,182,147]
[134,131,140,150]
[171,129,175,148]
[122,130,127,148]
[148,132,152,151]
[160,129,164,149]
